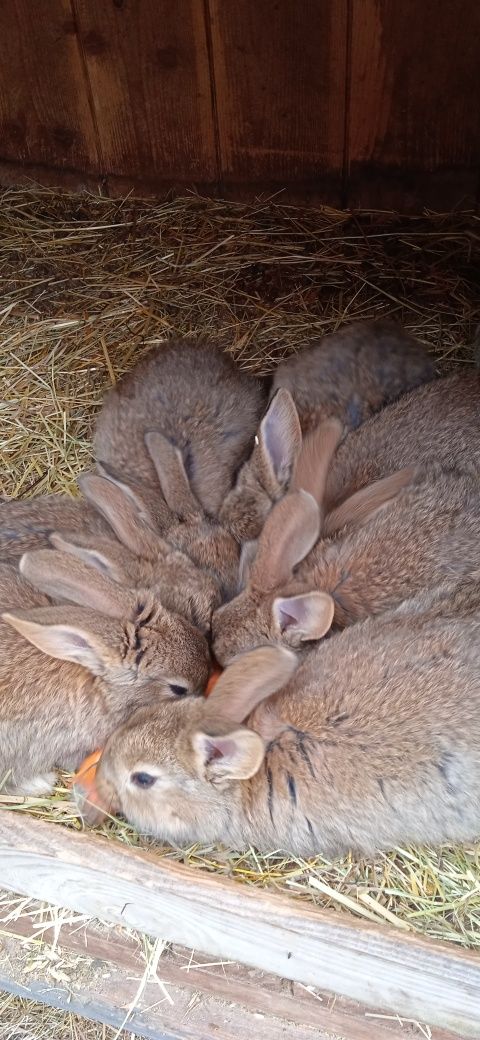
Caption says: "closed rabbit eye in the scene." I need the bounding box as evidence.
[131,771,157,789]
[169,683,188,697]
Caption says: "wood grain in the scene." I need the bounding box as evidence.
[0,0,99,174]
[207,0,348,202]
[2,914,444,1040]
[0,810,478,1036]
[347,0,480,209]
[0,961,322,1040]
[71,0,217,185]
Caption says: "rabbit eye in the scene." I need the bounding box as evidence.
[169,683,188,697]
[131,772,157,789]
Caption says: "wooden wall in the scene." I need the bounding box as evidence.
[0,0,479,210]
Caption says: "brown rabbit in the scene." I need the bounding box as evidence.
[0,477,221,633]
[94,338,267,517]
[0,551,209,795]
[93,338,282,592]
[272,318,435,435]
[322,369,480,512]
[219,320,433,544]
[75,578,480,856]
[73,472,222,632]
[212,458,480,662]
[94,337,312,580]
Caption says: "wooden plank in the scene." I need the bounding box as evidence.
[347,0,480,210]
[208,0,348,203]
[0,0,99,174]
[0,811,478,1036]
[2,912,453,1040]
[71,0,217,186]
[0,961,323,1040]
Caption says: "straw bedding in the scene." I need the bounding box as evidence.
[1,187,480,976]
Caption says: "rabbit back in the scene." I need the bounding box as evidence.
[94,340,267,515]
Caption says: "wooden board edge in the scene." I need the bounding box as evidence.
[0,810,477,1036]
[2,913,454,1040]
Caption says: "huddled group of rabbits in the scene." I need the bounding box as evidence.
[2,317,480,859]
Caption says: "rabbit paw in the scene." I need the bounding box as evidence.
[16,772,57,796]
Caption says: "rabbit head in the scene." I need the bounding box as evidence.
[74,645,297,840]
[11,547,210,697]
[76,593,480,857]
[213,491,335,663]
[212,464,414,663]
[143,432,240,598]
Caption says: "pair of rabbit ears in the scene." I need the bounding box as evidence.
[238,466,415,644]
[240,466,416,594]
[235,388,339,501]
[80,469,167,559]
[2,497,157,676]
[12,467,166,622]
[2,465,206,678]
[236,411,348,594]
[190,645,298,783]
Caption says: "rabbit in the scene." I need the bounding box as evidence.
[272,318,436,436]
[75,576,480,856]
[70,472,223,632]
[94,337,307,587]
[0,548,210,795]
[219,320,433,544]
[107,392,304,595]
[93,337,267,518]
[93,339,276,592]
[212,451,480,663]
[321,369,480,513]
[0,476,221,634]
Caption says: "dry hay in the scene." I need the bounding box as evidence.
[0,993,130,1040]
[1,186,480,965]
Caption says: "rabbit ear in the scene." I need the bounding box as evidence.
[49,532,130,584]
[292,417,344,516]
[2,605,122,675]
[323,467,414,537]
[238,540,258,591]
[145,432,201,518]
[20,550,134,619]
[191,727,265,784]
[78,473,159,558]
[203,644,297,724]
[258,389,302,492]
[272,591,334,645]
[249,490,320,592]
